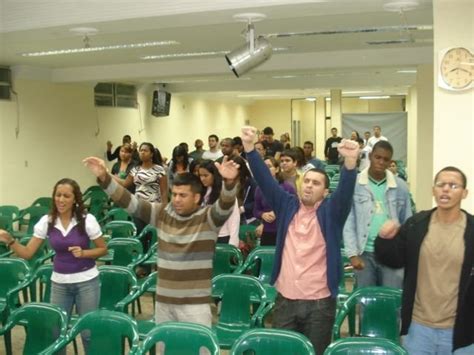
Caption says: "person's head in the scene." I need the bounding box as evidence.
[171,145,189,171]
[264,156,281,180]
[357,137,364,149]
[171,173,204,216]
[364,131,371,140]
[122,135,131,144]
[292,147,306,168]
[194,139,204,150]
[331,127,338,137]
[350,131,360,141]
[189,159,201,177]
[139,142,156,164]
[50,178,86,234]
[119,143,133,163]
[254,141,266,158]
[300,169,330,206]
[262,127,274,143]
[388,160,398,175]
[368,141,393,179]
[280,149,299,174]
[303,141,314,159]
[198,160,222,204]
[179,142,189,153]
[433,167,468,211]
[208,134,219,150]
[233,136,243,154]
[220,137,235,156]
[373,126,382,138]
[280,133,290,143]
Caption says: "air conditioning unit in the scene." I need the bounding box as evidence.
[0,67,12,100]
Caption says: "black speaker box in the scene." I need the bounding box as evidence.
[151,90,171,117]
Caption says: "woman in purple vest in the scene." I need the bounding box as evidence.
[0,178,107,353]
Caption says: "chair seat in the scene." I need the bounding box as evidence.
[213,324,252,349]
[137,319,156,339]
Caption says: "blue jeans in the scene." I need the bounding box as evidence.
[355,252,404,288]
[51,276,101,353]
[404,321,474,355]
[273,293,336,355]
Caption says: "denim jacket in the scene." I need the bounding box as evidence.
[343,167,412,258]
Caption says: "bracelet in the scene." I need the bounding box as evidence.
[7,239,16,248]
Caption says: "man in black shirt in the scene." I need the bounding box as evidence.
[324,127,342,164]
[261,126,284,160]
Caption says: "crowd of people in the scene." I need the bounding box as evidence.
[0,124,472,354]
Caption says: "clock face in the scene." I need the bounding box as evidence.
[440,47,473,90]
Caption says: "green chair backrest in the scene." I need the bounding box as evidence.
[18,206,49,236]
[0,302,68,354]
[106,238,144,268]
[14,237,50,270]
[333,286,402,342]
[324,337,408,355]
[136,224,158,246]
[30,197,53,209]
[136,321,220,355]
[42,310,140,354]
[0,215,13,233]
[0,258,31,304]
[230,328,315,355]
[30,264,53,302]
[236,246,275,285]
[83,189,109,220]
[212,244,243,278]
[100,207,133,226]
[0,205,20,220]
[103,220,137,239]
[98,265,138,310]
[212,274,268,348]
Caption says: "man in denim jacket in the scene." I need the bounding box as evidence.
[343,140,412,289]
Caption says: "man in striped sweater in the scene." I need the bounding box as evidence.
[83,156,240,326]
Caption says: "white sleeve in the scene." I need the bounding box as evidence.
[85,214,103,240]
[32,215,50,240]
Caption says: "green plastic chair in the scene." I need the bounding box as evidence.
[212,274,270,349]
[324,337,408,355]
[0,302,68,355]
[28,263,53,303]
[102,220,137,239]
[102,238,147,271]
[132,321,220,355]
[0,205,20,221]
[98,265,139,313]
[83,189,110,221]
[12,206,49,239]
[135,224,158,261]
[30,197,53,209]
[332,287,402,343]
[39,310,140,355]
[234,246,277,304]
[212,243,243,278]
[99,207,133,226]
[230,328,315,355]
[0,258,33,354]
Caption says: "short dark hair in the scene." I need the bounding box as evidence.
[372,140,393,156]
[303,141,314,148]
[434,166,467,188]
[173,172,204,195]
[303,168,330,188]
[208,134,219,142]
[233,136,243,146]
[262,127,274,135]
[280,148,298,162]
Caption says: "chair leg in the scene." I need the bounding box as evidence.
[4,330,12,355]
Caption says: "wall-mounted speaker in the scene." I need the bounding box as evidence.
[0,67,12,100]
[151,90,171,117]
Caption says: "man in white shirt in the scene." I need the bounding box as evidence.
[202,134,223,161]
[367,125,388,151]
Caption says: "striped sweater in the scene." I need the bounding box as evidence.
[100,174,238,304]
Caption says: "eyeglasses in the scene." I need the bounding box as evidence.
[434,181,463,190]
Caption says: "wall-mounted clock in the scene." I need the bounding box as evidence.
[438,47,473,91]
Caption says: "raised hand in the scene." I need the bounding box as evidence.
[83,157,108,181]
[337,139,360,159]
[215,156,240,183]
[241,126,258,152]
[106,141,113,150]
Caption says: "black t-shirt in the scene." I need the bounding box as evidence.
[263,140,284,157]
[325,137,342,160]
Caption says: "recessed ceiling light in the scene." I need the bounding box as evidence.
[359,95,391,99]
[20,40,179,57]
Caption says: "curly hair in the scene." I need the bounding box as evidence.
[48,178,86,235]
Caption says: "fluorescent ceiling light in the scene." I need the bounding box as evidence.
[20,40,179,57]
[305,97,316,101]
[397,69,417,73]
[142,50,229,60]
[359,95,391,99]
[343,90,381,94]
[272,75,297,79]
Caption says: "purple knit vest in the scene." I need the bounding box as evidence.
[49,225,95,274]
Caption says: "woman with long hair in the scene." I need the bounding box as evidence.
[0,178,107,353]
[119,142,168,204]
[253,157,296,246]
[167,145,192,190]
[199,159,240,247]
[111,143,136,193]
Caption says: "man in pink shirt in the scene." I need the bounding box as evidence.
[242,126,359,354]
